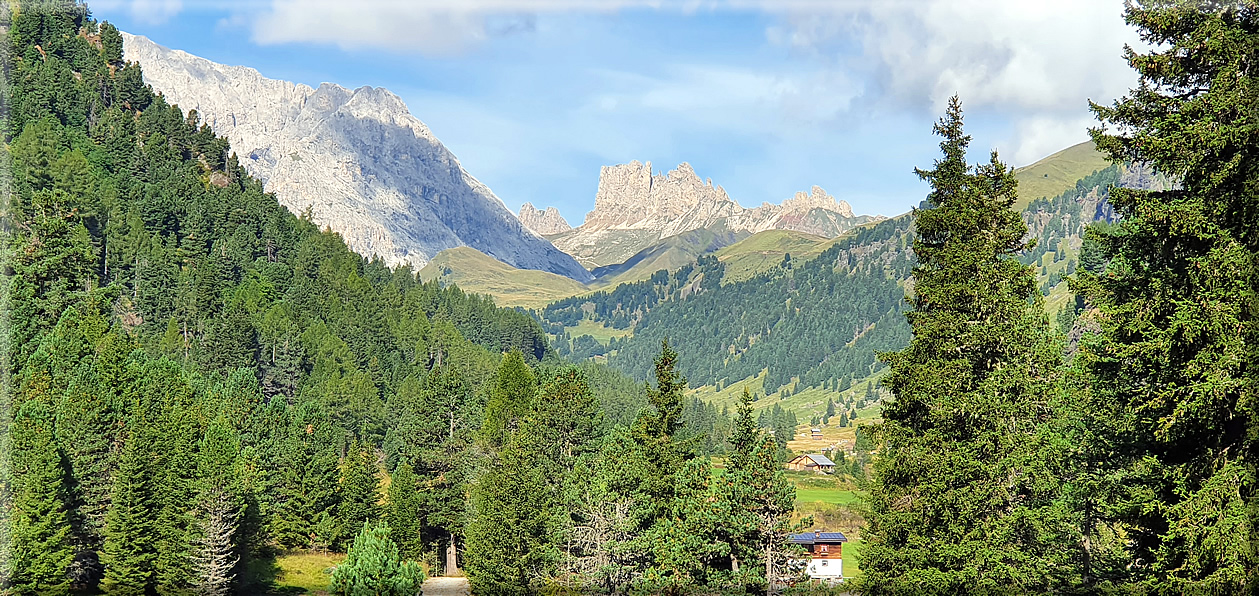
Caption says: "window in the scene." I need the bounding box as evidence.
[819,545,828,554]
[821,560,828,566]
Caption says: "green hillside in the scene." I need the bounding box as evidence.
[542,163,1123,401]
[419,246,589,309]
[713,229,830,283]
[589,227,747,288]
[1014,140,1112,209]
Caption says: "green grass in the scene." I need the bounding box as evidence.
[273,552,345,595]
[417,246,590,309]
[843,538,862,578]
[714,229,830,284]
[563,318,632,345]
[1013,140,1111,210]
[795,488,861,505]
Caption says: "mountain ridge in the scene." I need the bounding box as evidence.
[122,32,594,281]
[545,160,884,268]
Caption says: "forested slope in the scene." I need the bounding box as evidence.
[0,2,547,590]
[544,162,1135,395]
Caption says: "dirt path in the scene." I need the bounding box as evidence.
[422,576,470,596]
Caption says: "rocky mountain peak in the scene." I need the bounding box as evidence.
[549,160,882,268]
[123,32,591,281]
[782,186,854,218]
[518,203,573,235]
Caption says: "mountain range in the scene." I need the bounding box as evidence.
[542,160,884,268]
[122,31,1134,413]
[122,33,594,281]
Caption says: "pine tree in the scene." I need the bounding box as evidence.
[272,403,342,550]
[190,420,244,596]
[329,522,426,596]
[465,423,558,595]
[338,439,382,549]
[722,389,805,594]
[385,462,422,560]
[10,402,74,596]
[1076,2,1259,591]
[101,419,160,596]
[630,340,694,523]
[860,97,1067,594]
[482,350,537,449]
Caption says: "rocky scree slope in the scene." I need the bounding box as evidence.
[123,33,592,281]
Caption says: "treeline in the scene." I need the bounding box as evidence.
[861,2,1259,590]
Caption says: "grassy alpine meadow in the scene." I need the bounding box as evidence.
[273,552,346,595]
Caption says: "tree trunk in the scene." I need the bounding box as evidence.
[446,532,458,574]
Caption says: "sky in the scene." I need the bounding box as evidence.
[89,0,1144,223]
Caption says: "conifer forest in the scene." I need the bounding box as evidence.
[1,1,1257,595]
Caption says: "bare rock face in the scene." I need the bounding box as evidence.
[549,161,883,268]
[517,203,572,235]
[123,33,592,281]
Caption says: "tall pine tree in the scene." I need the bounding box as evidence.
[9,401,74,596]
[1078,1,1259,590]
[860,97,1067,594]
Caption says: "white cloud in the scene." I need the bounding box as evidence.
[93,0,184,24]
[763,0,1141,164]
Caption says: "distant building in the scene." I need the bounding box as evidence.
[786,453,836,474]
[789,530,848,583]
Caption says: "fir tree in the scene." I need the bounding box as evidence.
[465,423,558,595]
[337,439,382,549]
[10,402,74,596]
[860,97,1067,594]
[191,420,244,596]
[482,349,537,449]
[385,462,422,560]
[100,419,160,596]
[1077,2,1259,590]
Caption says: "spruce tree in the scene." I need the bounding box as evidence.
[482,349,538,449]
[860,97,1066,594]
[190,420,244,596]
[101,418,160,596]
[337,439,382,549]
[630,340,693,523]
[272,403,342,550]
[10,402,73,596]
[1077,2,1259,590]
[465,423,557,595]
[385,462,422,560]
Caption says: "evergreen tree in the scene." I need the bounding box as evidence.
[630,340,694,523]
[329,522,426,596]
[190,420,244,596]
[100,419,160,596]
[338,439,382,549]
[1076,2,1259,591]
[860,97,1067,594]
[10,402,74,596]
[482,350,537,449]
[385,462,422,560]
[465,423,558,595]
[272,403,342,550]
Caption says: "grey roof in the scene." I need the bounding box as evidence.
[789,532,848,544]
[807,454,836,466]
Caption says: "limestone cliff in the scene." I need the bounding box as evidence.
[123,33,592,281]
[517,203,572,235]
[547,161,882,268]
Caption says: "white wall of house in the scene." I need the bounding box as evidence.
[806,558,844,581]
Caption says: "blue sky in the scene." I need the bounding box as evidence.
[90,0,1141,224]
